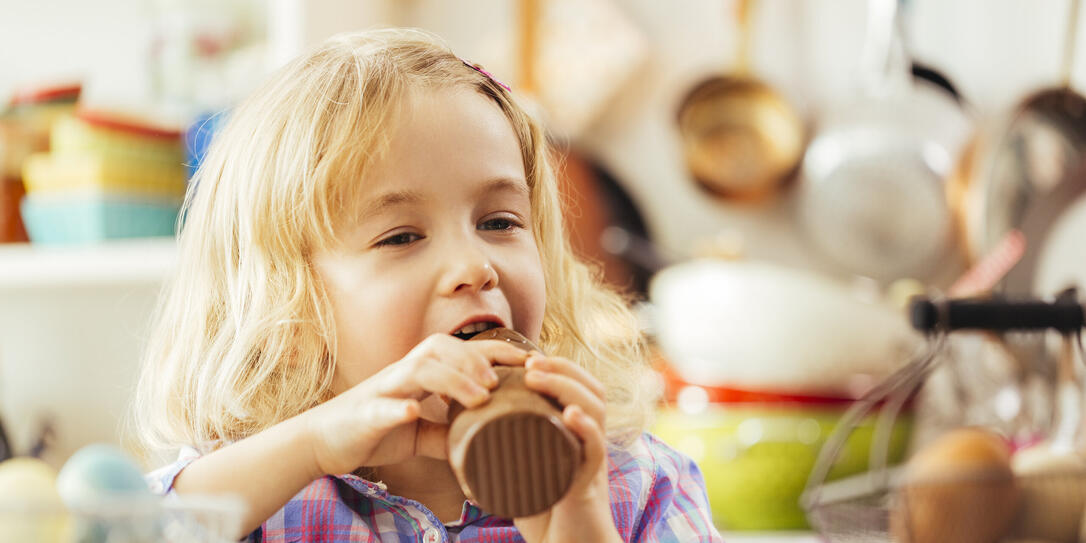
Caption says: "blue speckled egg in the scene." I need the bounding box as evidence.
[56,444,150,506]
[57,444,159,543]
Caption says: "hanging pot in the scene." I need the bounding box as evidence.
[797,0,970,282]
[675,0,805,201]
[952,0,1086,295]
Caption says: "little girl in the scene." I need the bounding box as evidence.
[133,29,721,542]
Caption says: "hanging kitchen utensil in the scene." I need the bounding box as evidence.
[675,0,805,202]
[797,0,970,282]
[515,0,654,297]
[532,0,647,139]
[802,295,1086,542]
[954,0,1086,295]
[897,0,971,110]
[910,63,964,106]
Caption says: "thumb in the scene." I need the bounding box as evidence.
[362,398,421,435]
[414,420,449,459]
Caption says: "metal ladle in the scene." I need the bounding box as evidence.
[676,0,804,202]
[955,0,1086,295]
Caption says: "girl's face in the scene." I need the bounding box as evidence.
[314,87,546,392]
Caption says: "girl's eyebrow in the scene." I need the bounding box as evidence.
[360,190,424,218]
[476,177,529,199]
[361,177,527,218]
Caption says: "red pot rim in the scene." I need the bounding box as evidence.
[657,362,914,408]
[10,83,82,106]
[76,108,182,140]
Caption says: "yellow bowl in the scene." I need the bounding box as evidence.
[23,151,187,199]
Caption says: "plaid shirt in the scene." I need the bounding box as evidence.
[149,432,722,542]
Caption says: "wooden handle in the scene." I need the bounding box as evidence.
[1064,0,1081,86]
[735,0,753,74]
[518,0,540,94]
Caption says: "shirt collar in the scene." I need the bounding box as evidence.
[335,472,492,527]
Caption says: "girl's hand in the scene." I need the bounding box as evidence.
[305,334,529,476]
[513,354,623,543]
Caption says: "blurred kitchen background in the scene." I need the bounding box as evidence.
[3,0,1086,539]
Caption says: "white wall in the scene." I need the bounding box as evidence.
[0,282,163,467]
[0,0,153,105]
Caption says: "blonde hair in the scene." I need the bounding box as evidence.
[132,28,658,457]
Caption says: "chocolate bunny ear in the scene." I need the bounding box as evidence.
[0,415,10,461]
[467,327,542,354]
[0,416,54,461]
[27,418,55,459]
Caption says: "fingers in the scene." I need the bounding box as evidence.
[373,334,530,407]
[472,338,534,367]
[376,359,486,408]
[362,397,420,431]
[524,356,607,425]
[563,405,608,490]
[414,362,491,407]
[526,355,606,399]
[524,355,609,493]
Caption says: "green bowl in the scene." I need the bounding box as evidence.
[652,404,912,531]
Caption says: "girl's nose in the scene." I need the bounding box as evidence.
[438,250,499,295]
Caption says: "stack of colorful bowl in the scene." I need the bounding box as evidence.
[651,361,913,531]
[646,259,920,531]
[0,83,81,242]
[20,110,187,244]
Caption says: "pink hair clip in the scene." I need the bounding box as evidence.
[461,58,511,92]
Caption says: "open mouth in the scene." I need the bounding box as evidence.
[451,321,501,340]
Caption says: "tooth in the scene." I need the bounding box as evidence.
[455,321,498,336]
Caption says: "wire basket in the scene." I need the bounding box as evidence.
[801,295,1086,542]
[0,494,246,543]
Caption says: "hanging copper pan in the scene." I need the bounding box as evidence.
[675,0,804,202]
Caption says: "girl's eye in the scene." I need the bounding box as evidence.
[479,217,522,231]
[375,232,422,247]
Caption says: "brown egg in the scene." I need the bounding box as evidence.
[891,427,1019,543]
[1009,444,1086,542]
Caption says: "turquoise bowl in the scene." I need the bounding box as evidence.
[21,197,179,244]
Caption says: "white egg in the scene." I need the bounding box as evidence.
[0,457,70,542]
[1010,444,1086,542]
